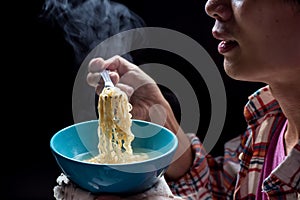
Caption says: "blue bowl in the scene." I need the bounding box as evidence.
[50,119,178,195]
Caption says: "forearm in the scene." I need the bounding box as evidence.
[162,101,193,181]
[133,86,194,180]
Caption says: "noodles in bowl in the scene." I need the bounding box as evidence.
[50,85,178,194]
[50,119,178,194]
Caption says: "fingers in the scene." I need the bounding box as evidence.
[87,55,154,98]
[89,57,105,73]
[87,58,104,88]
[87,72,101,87]
[87,55,131,88]
[109,71,120,85]
[103,55,136,76]
[89,55,135,75]
[87,57,121,89]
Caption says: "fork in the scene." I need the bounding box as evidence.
[100,70,114,88]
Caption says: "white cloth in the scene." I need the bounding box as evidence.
[53,173,183,200]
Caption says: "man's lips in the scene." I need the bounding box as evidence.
[218,40,238,54]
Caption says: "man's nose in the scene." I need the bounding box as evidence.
[205,0,232,22]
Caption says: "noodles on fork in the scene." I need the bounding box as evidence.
[85,86,148,164]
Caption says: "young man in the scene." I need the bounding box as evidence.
[59,0,300,199]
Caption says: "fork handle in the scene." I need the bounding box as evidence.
[100,70,114,88]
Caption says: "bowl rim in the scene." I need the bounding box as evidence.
[50,119,178,166]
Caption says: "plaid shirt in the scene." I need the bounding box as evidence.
[167,85,300,199]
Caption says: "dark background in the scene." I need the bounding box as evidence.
[4,0,264,199]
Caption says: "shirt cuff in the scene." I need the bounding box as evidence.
[167,133,211,199]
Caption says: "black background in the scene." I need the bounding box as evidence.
[4,0,264,199]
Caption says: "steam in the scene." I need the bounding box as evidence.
[40,0,146,64]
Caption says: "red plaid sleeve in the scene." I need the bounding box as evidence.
[167,133,241,200]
